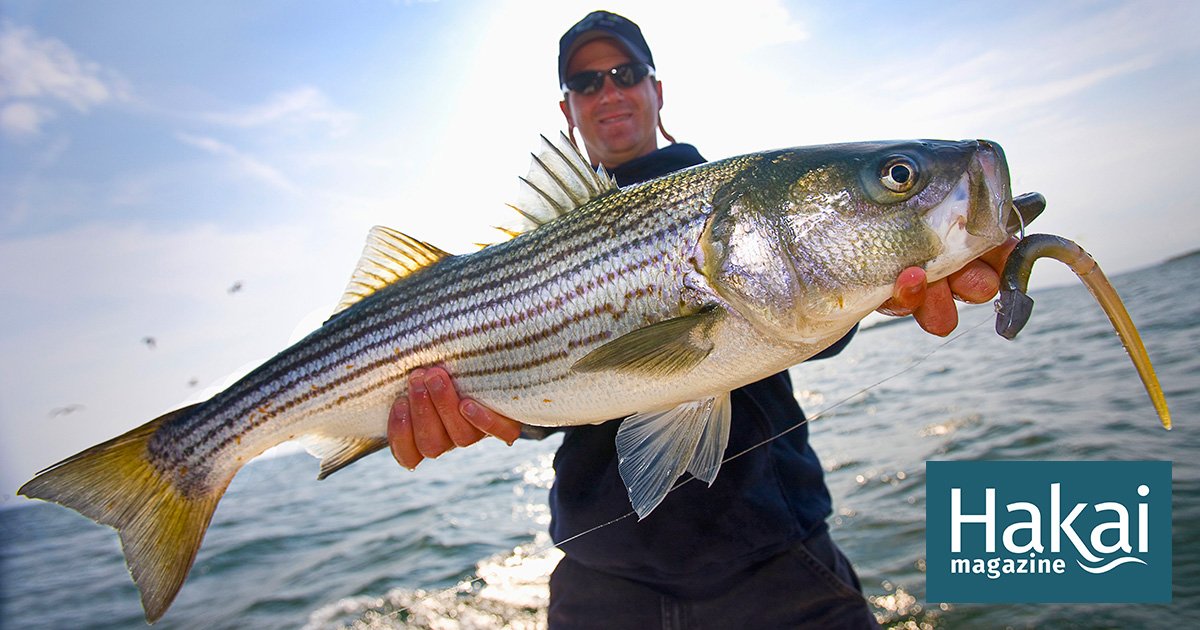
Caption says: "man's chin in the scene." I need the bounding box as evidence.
[591,134,641,159]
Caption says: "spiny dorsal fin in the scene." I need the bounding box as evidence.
[507,132,617,233]
[332,226,451,317]
[476,133,618,248]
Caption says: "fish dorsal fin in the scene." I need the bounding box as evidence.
[615,393,733,519]
[507,132,617,233]
[571,305,724,377]
[331,226,451,317]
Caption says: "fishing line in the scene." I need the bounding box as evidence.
[712,313,993,472]
[376,313,995,624]
[572,313,995,527]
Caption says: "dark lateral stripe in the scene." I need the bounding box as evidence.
[203,207,689,431]
[451,349,570,380]
[304,330,613,418]
[324,280,660,407]
[371,179,710,321]
[174,249,664,463]
[214,217,688,430]
[172,160,763,463]
[185,165,724,436]
[234,268,659,437]
[245,237,659,419]
[379,219,681,334]
[456,369,575,397]
[171,195,712,464]
[327,254,668,391]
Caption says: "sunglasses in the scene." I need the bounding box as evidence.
[562,62,655,95]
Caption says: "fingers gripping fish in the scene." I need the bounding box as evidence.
[21,134,1045,622]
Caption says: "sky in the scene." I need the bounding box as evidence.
[1,0,1198,501]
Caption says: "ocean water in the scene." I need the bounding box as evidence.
[2,253,1197,629]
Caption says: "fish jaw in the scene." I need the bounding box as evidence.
[922,140,1017,282]
[699,140,998,345]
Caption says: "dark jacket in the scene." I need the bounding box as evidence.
[547,143,855,597]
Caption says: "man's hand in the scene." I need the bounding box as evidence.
[388,240,1020,468]
[387,366,523,470]
[877,238,1019,336]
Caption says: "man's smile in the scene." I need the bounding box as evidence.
[597,111,633,125]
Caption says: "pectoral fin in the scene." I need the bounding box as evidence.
[571,305,723,377]
[615,393,733,519]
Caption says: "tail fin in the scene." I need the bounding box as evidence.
[18,404,226,623]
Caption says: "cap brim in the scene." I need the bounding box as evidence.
[561,32,652,77]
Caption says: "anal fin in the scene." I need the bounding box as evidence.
[303,436,389,480]
[615,393,733,519]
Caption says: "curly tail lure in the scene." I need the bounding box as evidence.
[995,231,1172,430]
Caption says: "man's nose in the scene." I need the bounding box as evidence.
[596,76,626,102]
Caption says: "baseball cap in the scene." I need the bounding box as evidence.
[558,11,655,87]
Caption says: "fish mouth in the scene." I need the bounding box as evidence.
[921,140,1020,280]
[968,139,1016,238]
[964,142,1044,235]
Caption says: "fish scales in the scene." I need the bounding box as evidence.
[166,185,686,467]
[21,137,1038,622]
[154,160,741,479]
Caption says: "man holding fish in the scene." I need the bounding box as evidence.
[23,6,1058,624]
[387,10,1016,629]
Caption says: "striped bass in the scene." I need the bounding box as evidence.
[19,134,1036,622]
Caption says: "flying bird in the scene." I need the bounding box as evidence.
[49,404,85,418]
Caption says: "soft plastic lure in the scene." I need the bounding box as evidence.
[995,231,1172,429]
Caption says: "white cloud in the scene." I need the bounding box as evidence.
[176,131,301,194]
[0,19,128,136]
[850,52,1159,139]
[200,86,355,136]
[0,101,53,136]
[657,0,1198,161]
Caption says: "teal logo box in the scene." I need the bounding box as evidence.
[926,461,1171,603]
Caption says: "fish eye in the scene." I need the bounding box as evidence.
[880,156,918,193]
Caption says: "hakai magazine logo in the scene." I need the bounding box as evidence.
[926,461,1171,603]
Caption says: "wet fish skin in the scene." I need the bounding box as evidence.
[18,136,1021,622]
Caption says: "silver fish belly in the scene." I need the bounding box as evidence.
[19,135,1027,622]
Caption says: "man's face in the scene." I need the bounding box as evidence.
[560,38,663,170]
